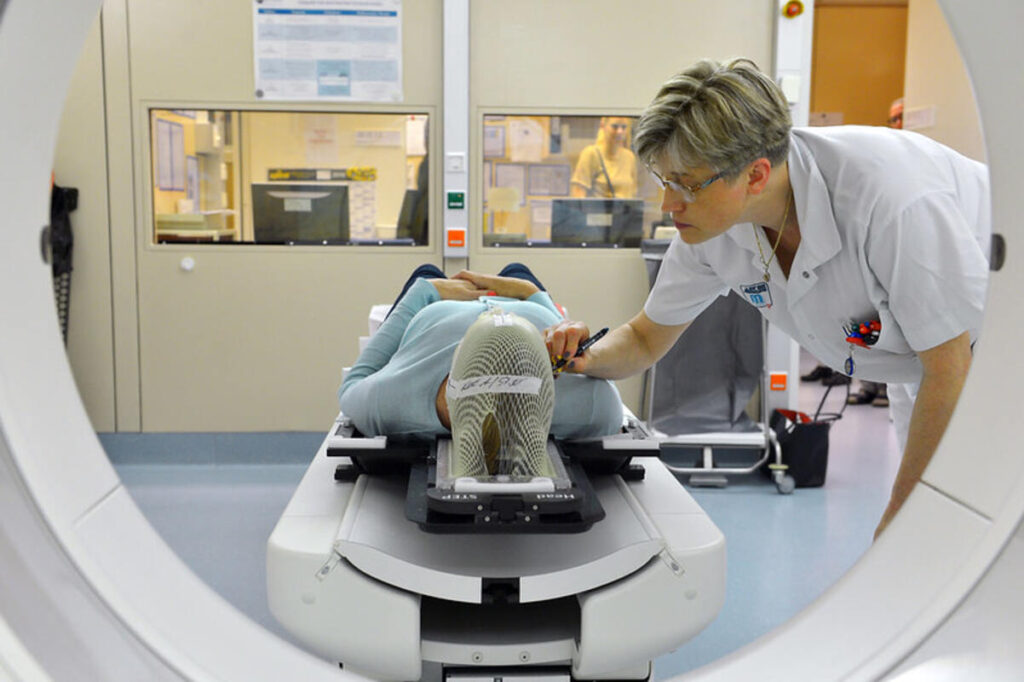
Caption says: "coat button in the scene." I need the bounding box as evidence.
[802,271,810,279]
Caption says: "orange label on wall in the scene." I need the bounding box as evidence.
[446,228,466,248]
[769,372,788,391]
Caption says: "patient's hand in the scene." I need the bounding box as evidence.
[451,270,540,300]
[429,278,488,301]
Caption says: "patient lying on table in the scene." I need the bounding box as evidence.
[338,263,623,475]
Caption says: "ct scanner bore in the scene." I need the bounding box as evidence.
[1,0,1022,680]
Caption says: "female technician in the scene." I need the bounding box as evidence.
[546,58,990,537]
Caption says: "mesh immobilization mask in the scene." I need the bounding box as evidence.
[447,308,555,479]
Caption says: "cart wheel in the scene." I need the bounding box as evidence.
[776,474,796,495]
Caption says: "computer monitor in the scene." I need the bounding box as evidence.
[251,183,350,244]
[395,188,428,245]
[550,198,644,247]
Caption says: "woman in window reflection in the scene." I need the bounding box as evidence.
[570,117,638,199]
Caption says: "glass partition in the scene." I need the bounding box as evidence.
[149,109,430,246]
[481,114,666,248]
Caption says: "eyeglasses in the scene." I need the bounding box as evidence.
[649,168,728,203]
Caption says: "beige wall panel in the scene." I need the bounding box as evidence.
[470,251,650,412]
[53,15,116,432]
[811,6,907,126]
[904,0,985,161]
[470,0,774,108]
[137,250,432,431]
[126,0,442,105]
[116,1,444,430]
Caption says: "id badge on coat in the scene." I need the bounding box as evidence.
[741,282,773,309]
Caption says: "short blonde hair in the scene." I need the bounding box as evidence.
[633,58,791,177]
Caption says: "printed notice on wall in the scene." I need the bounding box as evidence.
[253,0,402,102]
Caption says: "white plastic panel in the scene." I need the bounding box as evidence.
[575,550,725,678]
[571,460,727,678]
[332,466,665,604]
[887,521,1024,678]
[0,612,49,682]
[914,0,1024,523]
[267,517,422,681]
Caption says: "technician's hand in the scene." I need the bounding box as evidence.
[544,320,591,375]
[428,278,488,301]
[451,270,540,300]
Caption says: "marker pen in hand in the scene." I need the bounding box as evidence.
[553,327,609,374]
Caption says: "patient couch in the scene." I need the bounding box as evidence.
[267,410,726,681]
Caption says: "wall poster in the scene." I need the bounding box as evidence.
[253,0,402,102]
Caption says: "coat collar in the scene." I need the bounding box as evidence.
[725,132,843,306]
[789,132,842,270]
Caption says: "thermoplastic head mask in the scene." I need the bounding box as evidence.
[447,308,555,478]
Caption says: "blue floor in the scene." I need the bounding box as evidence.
[101,353,901,679]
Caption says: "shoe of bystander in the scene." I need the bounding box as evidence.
[801,364,834,382]
[822,372,852,387]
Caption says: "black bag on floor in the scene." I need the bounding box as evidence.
[766,375,850,488]
[769,409,833,487]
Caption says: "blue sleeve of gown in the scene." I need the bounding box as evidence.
[337,279,439,430]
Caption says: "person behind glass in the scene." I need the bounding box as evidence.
[887,97,904,129]
[570,117,639,199]
[848,98,904,408]
[338,263,623,443]
[545,59,989,539]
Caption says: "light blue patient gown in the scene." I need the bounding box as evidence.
[339,278,622,439]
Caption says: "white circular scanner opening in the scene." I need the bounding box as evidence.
[1,1,1023,680]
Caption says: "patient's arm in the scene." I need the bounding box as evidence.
[338,278,441,404]
[429,277,489,300]
[339,277,485,402]
[450,271,540,300]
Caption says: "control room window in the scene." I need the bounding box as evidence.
[149,109,430,246]
[481,114,665,248]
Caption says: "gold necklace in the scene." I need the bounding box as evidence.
[752,188,792,283]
